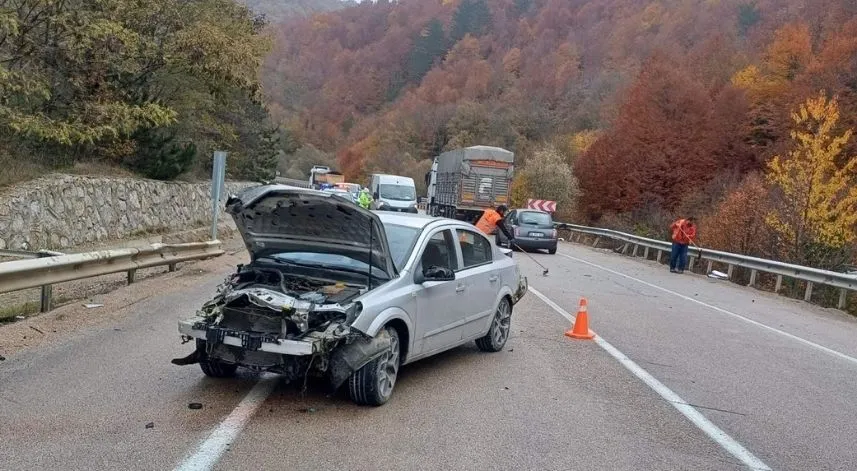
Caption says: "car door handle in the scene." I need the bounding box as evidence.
[456,284,466,293]
[488,275,498,283]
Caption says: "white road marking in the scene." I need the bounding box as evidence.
[174,377,278,471]
[556,251,857,367]
[528,287,772,471]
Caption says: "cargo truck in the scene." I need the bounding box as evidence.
[425,145,515,224]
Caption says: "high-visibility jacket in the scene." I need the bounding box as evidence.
[671,219,697,244]
[475,209,503,236]
[357,191,373,209]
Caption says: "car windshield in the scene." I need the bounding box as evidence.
[383,223,420,270]
[379,184,416,201]
[518,211,552,226]
[265,252,383,276]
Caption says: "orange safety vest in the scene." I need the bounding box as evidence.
[671,219,696,244]
[475,209,503,236]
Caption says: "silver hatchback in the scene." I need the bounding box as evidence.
[173,185,528,406]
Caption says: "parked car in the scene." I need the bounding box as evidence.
[172,185,528,406]
[495,209,558,254]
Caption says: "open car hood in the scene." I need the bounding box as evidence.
[226,185,396,277]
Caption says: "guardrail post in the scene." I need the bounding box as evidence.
[168,263,177,272]
[40,284,52,312]
[592,237,600,248]
[727,264,734,280]
[127,269,137,285]
[656,250,662,263]
[36,252,53,312]
[804,282,814,302]
[748,269,758,287]
[775,275,783,293]
[632,245,639,257]
[688,256,695,271]
[706,259,713,274]
[643,246,650,259]
[839,289,848,310]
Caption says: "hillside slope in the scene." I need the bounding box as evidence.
[243,0,352,22]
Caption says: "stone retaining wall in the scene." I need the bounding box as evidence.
[0,175,257,250]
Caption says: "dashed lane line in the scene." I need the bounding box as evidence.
[173,376,279,471]
[556,251,857,368]
[529,287,771,471]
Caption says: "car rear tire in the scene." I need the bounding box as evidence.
[348,327,400,406]
[196,339,238,378]
[476,298,512,352]
[548,246,557,254]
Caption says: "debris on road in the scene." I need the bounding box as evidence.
[145,422,154,429]
[708,270,729,280]
[188,402,203,410]
[28,326,44,335]
[0,355,5,361]
[299,407,318,413]
[15,316,25,320]
[83,303,104,309]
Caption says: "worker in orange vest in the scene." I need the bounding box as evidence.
[669,217,697,274]
[475,205,514,242]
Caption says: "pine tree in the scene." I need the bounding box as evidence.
[407,19,447,83]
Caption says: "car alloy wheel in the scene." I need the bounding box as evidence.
[348,326,400,406]
[476,298,511,352]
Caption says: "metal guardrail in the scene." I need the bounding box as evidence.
[556,223,857,310]
[0,241,224,312]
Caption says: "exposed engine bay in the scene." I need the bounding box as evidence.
[173,262,391,388]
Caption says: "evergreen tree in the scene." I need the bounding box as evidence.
[407,19,447,83]
[451,0,491,43]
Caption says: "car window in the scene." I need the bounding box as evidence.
[518,211,552,226]
[420,230,458,271]
[383,223,421,271]
[506,210,517,225]
[457,230,492,268]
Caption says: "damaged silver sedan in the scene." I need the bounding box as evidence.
[173,185,528,406]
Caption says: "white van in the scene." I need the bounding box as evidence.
[369,174,418,213]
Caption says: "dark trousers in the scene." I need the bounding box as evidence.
[670,242,688,271]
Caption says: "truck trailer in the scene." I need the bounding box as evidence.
[425,145,515,224]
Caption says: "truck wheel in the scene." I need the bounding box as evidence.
[348,327,400,406]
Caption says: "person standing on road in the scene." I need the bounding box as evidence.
[475,205,515,242]
[669,217,697,274]
[357,188,373,210]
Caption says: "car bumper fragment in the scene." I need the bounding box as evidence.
[178,318,318,356]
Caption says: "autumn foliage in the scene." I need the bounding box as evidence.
[261,0,857,268]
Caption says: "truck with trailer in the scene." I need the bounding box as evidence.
[425,145,515,224]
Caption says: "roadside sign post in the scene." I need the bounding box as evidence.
[211,151,227,240]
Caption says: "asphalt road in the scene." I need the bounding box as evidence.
[1,240,856,470]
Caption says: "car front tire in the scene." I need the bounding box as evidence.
[476,298,512,352]
[195,340,238,378]
[348,326,400,406]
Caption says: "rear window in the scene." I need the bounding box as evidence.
[518,211,552,226]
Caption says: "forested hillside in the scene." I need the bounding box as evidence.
[242,0,351,23]
[0,0,281,185]
[266,0,857,269]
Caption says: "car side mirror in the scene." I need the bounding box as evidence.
[415,265,455,284]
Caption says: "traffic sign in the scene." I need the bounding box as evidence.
[526,199,557,213]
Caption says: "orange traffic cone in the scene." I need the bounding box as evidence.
[565,298,595,340]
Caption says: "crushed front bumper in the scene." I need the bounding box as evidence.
[178,317,322,356]
[513,274,528,304]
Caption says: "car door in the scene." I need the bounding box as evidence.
[414,228,467,356]
[455,228,500,340]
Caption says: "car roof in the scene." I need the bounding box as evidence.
[516,208,550,214]
[377,211,453,229]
